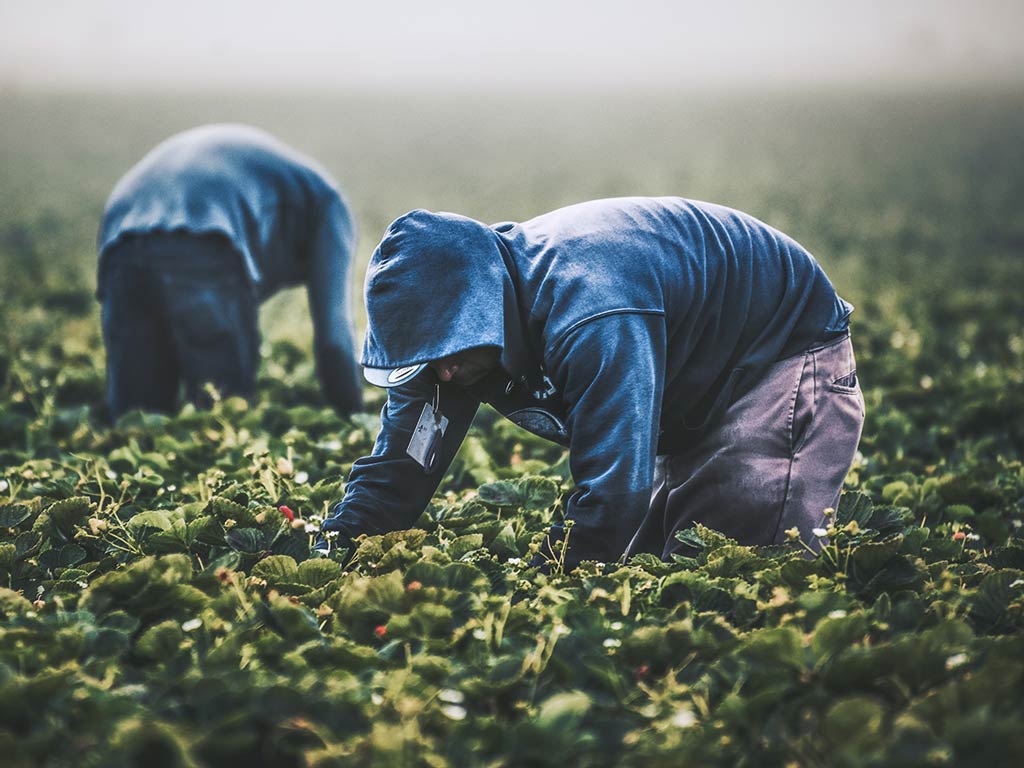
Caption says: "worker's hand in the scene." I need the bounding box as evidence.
[311,536,331,558]
[311,527,354,565]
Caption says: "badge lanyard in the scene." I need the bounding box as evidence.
[406,383,448,473]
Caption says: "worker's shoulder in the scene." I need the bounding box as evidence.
[160,124,339,187]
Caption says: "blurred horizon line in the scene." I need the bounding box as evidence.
[4,77,1024,99]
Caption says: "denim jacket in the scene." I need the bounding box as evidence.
[325,197,851,566]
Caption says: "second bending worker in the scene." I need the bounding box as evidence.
[97,123,363,419]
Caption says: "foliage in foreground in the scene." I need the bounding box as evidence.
[1,368,1023,767]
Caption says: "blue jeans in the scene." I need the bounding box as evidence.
[99,232,259,420]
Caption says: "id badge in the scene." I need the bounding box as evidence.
[407,400,448,473]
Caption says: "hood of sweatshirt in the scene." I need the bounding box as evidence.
[361,209,532,384]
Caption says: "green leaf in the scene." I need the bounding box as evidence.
[252,554,299,583]
[296,557,343,588]
[58,543,87,568]
[477,476,559,511]
[970,570,1017,629]
[14,531,41,559]
[271,534,311,561]
[477,480,519,507]
[134,619,185,660]
[704,545,762,578]
[882,481,911,503]
[267,595,321,641]
[188,516,224,546]
[0,587,32,617]
[42,496,93,532]
[199,551,241,580]
[126,510,175,534]
[449,533,485,560]
[868,506,912,535]
[225,527,266,554]
[849,535,904,581]
[209,496,260,528]
[812,612,869,661]
[0,505,31,528]
[674,527,707,551]
[535,691,592,731]
[944,504,975,522]
[823,697,885,750]
[693,524,737,552]
[489,523,519,558]
[0,544,15,575]
[518,477,559,511]
[742,627,804,669]
[837,491,874,527]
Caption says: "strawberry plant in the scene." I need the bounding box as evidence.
[3,88,1024,766]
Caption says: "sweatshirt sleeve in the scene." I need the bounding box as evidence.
[321,372,480,543]
[542,312,666,568]
[306,193,364,415]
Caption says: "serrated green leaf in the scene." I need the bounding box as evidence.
[225,527,266,554]
[518,477,559,511]
[14,530,41,559]
[209,496,259,528]
[837,492,874,527]
[296,557,343,588]
[489,523,519,558]
[0,505,31,528]
[970,570,1017,629]
[251,555,299,583]
[0,544,17,575]
[58,543,86,568]
[42,496,93,532]
[449,533,485,560]
[126,510,175,534]
[849,535,905,580]
[477,480,519,507]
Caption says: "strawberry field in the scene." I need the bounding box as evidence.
[2,90,1024,766]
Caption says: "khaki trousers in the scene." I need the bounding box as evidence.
[627,333,865,558]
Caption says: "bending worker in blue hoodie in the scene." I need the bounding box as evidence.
[97,124,363,419]
[321,198,865,567]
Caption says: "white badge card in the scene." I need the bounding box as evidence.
[407,401,448,472]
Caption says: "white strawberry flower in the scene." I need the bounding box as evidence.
[945,653,968,670]
[438,689,465,704]
[670,708,697,728]
[441,704,467,721]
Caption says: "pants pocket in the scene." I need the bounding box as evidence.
[820,337,865,417]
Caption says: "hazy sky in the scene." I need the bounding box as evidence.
[2,0,1022,90]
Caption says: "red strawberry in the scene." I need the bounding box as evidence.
[374,625,388,640]
[278,505,296,522]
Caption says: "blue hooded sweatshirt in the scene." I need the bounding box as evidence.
[324,197,851,565]
[97,123,362,413]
